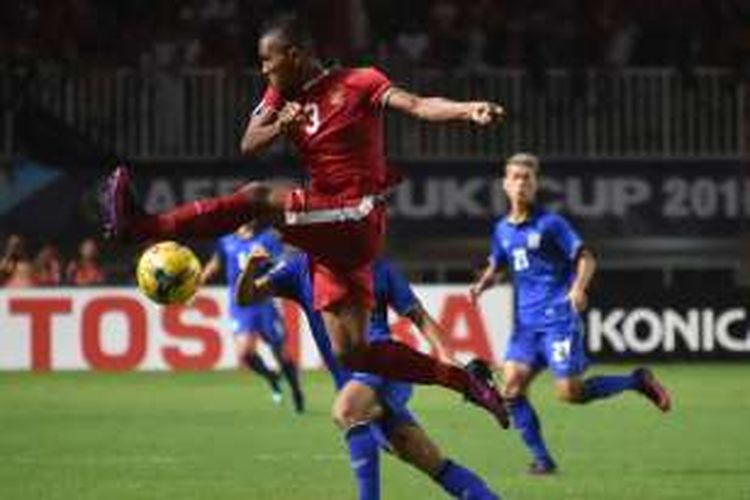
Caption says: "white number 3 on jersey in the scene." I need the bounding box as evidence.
[303,103,321,135]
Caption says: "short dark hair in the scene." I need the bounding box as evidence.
[260,12,315,53]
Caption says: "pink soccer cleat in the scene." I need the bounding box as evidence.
[634,368,672,413]
[100,165,142,241]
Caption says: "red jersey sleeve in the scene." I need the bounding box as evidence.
[352,67,393,108]
[252,86,284,116]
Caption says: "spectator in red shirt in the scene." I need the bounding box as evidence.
[66,238,106,285]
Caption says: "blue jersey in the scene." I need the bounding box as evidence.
[266,252,347,388]
[489,209,583,330]
[216,228,283,310]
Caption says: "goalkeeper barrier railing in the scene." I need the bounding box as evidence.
[0,67,747,161]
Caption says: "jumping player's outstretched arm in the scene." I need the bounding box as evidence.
[384,87,505,125]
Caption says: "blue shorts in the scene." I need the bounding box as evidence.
[351,372,418,436]
[229,303,285,348]
[504,319,588,378]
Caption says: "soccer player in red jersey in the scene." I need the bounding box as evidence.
[102,13,509,427]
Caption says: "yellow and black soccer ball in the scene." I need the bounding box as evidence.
[136,241,202,305]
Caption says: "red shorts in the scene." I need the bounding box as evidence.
[278,189,386,311]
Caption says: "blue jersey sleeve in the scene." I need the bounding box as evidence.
[489,224,508,267]
[257,229,284,258]
[380,260,418,316]
[265,259,298,301]
[547,213,583,261]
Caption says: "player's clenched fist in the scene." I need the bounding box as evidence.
[277,101,305,131]
[469,102,505,126]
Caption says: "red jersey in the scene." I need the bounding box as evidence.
[259,67,392,200]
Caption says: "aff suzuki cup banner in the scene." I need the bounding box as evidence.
[1,158,747,247]
[0,286,512,372]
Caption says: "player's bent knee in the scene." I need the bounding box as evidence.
[331,401,373,430]
[555,383,584,404]
[502,383,526,400]
[237,182,284,219]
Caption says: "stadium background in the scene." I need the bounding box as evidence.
[1,1,749,499]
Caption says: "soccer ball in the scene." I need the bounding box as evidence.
[136,241,202,305]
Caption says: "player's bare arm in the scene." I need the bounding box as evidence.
[199,253,222,285]
[404,303,455,364]
[384,87,505,125]
[469,262,506,304]
[240,102,306,156]
[568,248,596,312]
[235,251,274,306]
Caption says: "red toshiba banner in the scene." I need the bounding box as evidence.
[0,287,512,371]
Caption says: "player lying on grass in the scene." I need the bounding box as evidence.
[101,12,508,429]
[236,250,501,500]
[200,222,304,412]
[470,153,672,475]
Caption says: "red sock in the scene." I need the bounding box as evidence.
[131,191,258,240]
[344,341,470,395]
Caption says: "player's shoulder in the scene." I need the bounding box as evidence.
[218,233,236,248]
[258,85,283,110]
[340,66,390,87]
[536,209,572,228]
[257,227,281,243]
[493,215,511,233]
[372,256,392,274]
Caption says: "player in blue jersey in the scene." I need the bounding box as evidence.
[470,153,672,475]
[236,250,501,500]
[201,222,304,413]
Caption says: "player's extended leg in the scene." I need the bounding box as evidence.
[332,381,385,500]
[387,424,500,499]
[321,302,510,429]
[501,361,557,475]
[260,306,305,413]
[556,369,671,412]
[544,328,671,412]
[101,166,286,241]
[235,334,282,404]
[269,342,304,413]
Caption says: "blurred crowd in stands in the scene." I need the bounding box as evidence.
[2,0,750,77]
[0,234,106,287]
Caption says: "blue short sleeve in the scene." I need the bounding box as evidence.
[251,229,283,259]
[380,260,418,315]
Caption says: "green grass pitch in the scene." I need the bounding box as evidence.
[2,364,748,499]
